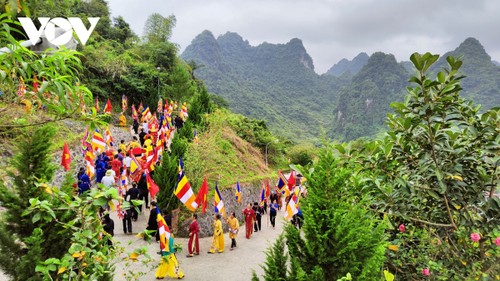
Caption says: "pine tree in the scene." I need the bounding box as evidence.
[0,125,72,280]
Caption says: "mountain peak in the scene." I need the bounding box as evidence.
[454,37,491,62]
[326,52,369,77]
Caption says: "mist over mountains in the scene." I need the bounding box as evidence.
[182,32,500,142]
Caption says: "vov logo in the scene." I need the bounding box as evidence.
[18,17,100,46]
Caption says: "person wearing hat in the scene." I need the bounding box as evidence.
[101,169,115,187]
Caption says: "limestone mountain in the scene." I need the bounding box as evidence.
[182,33,499,142]
[325,52,369,77]
[430,37,500,108]
[182,31,343,141]
[332,52,410,140]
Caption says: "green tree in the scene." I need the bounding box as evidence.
[142,13,176,43]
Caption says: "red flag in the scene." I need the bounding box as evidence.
[287,170,296,191]
[104,98,112,114]
[146,172,159,198]
[60,142,71,171]
[195,177,209,214]
[265,178,271,198]
[131,104,138,120]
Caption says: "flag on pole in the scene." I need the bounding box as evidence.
[121,95,128,112]
[276,170,288,195]
[105,127,114,148]
[195,177,209,214]
[84,149,95,177]
[103,98,112,114]
[142,106,152,121]
[146,172,160,198]
[60,142,71,171]
[288,170,296,191]
[156,206,174,254]
[157,98,163,113]
[180,102,188,121]
[131,104,139,120]
[214,182,226,217]
[259,182,266,207]
[235,181,241,204]
[91,129,106,152]
[284,194,299,220]
[174,158,199,212]
[265,178,271,198]
[138,102,144,113]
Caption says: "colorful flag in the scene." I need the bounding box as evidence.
[193,129,199,143]
[130,157,140,174]
[81,127,92,156]
[142,106,152,121]
[121,95,128,112]
[276,170,288,195]
[131,104,139,120]
[138,102,144,113]
[84,149,95,177]
[103,98,112,114]
[174,158,199,212]
[180,102,188,121]
[146,172,160,198]
[105,127,114,148]
[195,177,209,214]
[60,142,71,171]
[157,98,163,113]
[120,168,128,187]
[259,183,266,207]
[33,74,39,93]
[284,194,299,220]
[235,181,241,204]
[288,170,296,191]
[265,178,271,198]
[214,182,225,217]
[156,206,174,254]
[91,129,106,152]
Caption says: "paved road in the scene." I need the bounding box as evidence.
[112,207,285,280]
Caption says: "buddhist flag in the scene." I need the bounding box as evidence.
[156,206,174,254]
[235,181,241,204]
[105,127,114,147]
[259,183,266,207]
[276,170,288,195]
[131,104,139,120]
[284,194,299,220]
[174,158,198,212]
[91,129,106,152]
[265,178,271,198]
[146,172,160,198]
[142,106,152,121]
[157,98,163,113]
[60,142,71,171]
[121,95,128,112]
[103,98,112,114]
[138,102,144,113]
[214,182,226,217]
[130,157,140,174]
[195,177,209,214]
[84,149,95,177]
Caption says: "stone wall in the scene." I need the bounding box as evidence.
[175,182,264,238]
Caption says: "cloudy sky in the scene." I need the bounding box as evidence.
[106,0,500,74]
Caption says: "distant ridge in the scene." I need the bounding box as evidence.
[325,52,369,77]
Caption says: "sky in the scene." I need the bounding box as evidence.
[106,0,500,74]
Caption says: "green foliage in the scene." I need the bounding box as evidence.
[143,13,176,43]
[332,53,500,279]
[253,234,288,281]
[287,143,318,166]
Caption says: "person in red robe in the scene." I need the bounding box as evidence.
[186,213,200,257]
[242,203,256,239]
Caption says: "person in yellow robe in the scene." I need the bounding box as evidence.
[208,214,224,253]
[155,230,185,279]
[119,112,127,127]
[226,212,239,250]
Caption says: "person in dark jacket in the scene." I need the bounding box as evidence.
[137,173,149,212]
[132,119,139,134]
[102,213,114,246]
[77,167,91,195]
[146,201,159,241]
[253,202,263,232]
[126,182,140,221]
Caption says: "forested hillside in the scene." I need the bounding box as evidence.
[181,31,345,141]
[182,33,500,142]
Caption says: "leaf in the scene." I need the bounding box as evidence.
[384,270,395,281]
[32,212,41,223]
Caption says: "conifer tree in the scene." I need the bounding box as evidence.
[0,125,72,280]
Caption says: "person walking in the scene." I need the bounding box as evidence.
[208,214,224,253]
[137,173,149,212]
[186,214,200,257]
[125,182,140,221]
[253,202,263,232]
[242,203,256,239]
[101,213,114,246]
[269,199,278,229]
[227,212,239,250]
[77,167,91,195]
[146,201,159,241]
